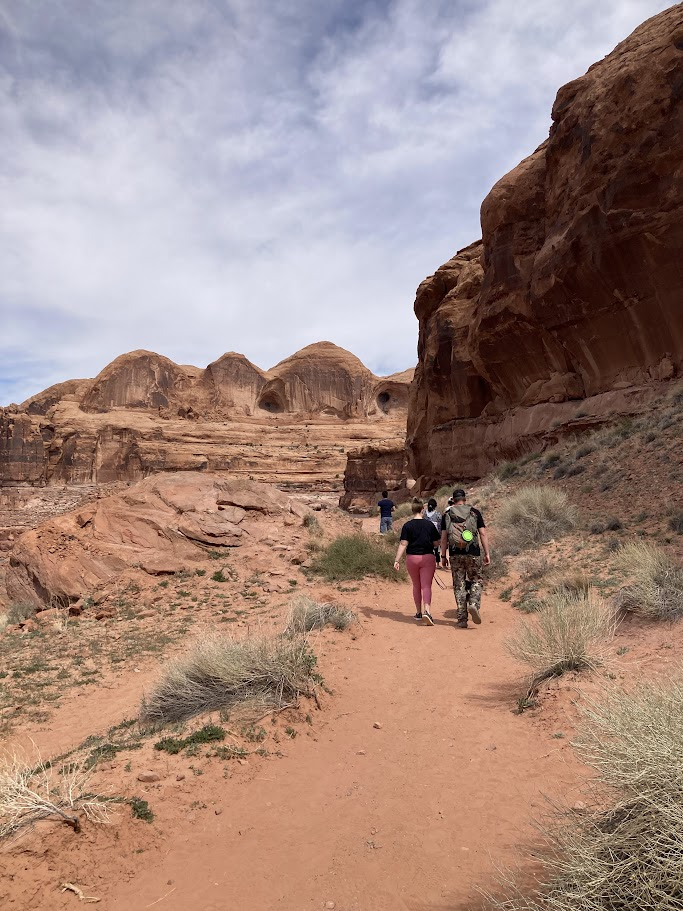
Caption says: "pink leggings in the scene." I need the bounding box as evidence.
[406,554,436,611]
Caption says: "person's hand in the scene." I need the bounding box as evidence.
[483,553,491,566]
[393,561,401,572]
[441,555,449,568]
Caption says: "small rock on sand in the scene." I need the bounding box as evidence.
[373,722,382,730]
[137,771,161,783]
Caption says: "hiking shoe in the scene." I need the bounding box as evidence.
[468,605,482,625]
[414,612,423,621]
[422,611,434,626]
[456,619,468,629]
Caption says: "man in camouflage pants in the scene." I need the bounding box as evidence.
[440,489,491,628]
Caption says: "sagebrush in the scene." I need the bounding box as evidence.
[140,630,320,724]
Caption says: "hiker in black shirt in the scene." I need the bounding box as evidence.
[394,498,440,626]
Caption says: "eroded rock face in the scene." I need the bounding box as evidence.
[408,6,683,486]
[339,442,410,512]
[1,342,413,489]
[5,474,306,607]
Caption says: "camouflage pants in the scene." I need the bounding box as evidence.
[450,555,484,623]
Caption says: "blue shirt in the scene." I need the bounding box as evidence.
[378,498,395,518]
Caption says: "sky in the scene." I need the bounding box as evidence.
[0,0,674,404]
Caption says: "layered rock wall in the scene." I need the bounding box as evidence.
[1,342,413,490]
[339,442,410,512]
[408,6,683,486]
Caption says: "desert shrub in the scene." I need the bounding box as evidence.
[605,516,622,531]
[614,541,683,620]
[0,751,110,837]
[5,603,36,625]
[549,571,591,598]
[542,452,561,468]
[392,502,414,520]
[129,797,154,822]
[303,513,320,531]
[308,533,404,581]
[506,588,614,681]
[498,486,577,549]
[552,464,568,480]
[668,512,683,534]
[574,443,595,460]
[497,460,519,480]
[499,586,513,602]
[283,596,356,636]
[516,555,551,582]
[566,463,586,477]
[511,593,542,614]
[154,724,226,754]
[590,520,606,534]
[486,676,683,911]
[140,631,321,724]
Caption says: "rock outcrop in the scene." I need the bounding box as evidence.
[339,442,411,512]
[6,474,308,607]
[0,342,413,489]
[408,6,683,486]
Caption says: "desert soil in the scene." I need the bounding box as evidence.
[2,559,587,911]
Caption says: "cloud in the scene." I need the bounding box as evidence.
[0,0,673,403]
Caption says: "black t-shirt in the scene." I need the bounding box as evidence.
[378,498,395,518]
[400,518,441,555]
[440,507,486,557]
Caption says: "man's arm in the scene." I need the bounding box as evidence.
[479,527,491,565]
[440,529,449,566]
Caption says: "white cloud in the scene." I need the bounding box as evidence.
[0,0,674,403]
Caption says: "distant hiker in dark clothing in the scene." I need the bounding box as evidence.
[423,497,442,564]
[441,488,491,628]
[377,490,395,534]
[394,498,440,625]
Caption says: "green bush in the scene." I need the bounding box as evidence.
[308,533,405,582]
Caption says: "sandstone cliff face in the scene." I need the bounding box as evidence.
[1,342,412,489]
[339,442,410,513]
[408,6,683,486]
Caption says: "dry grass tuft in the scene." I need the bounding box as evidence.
[614,540,683,620]
[0,749,110,838]
[485,675,683,910]
[308,533,405,581]
[506,588,615,682]
[140,630,321,724]
[498,486,577,549]
[283,596,356,637]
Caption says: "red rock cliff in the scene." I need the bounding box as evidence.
[408,6,683,486]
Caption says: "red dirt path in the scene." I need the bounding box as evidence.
[89,578,582,911]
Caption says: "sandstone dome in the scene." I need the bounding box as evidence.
[202,352,267,415]
[81,350,194,412]
[257,342,375,417]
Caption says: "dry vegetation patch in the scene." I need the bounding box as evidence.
[506,588,615,684]
[0,749,111,838]
[486,676,683,911]
[283,596,356,636]
[140,630,321,724]
[498,486,578,552]
[614,540,683,621]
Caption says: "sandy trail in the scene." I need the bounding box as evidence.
[101,576,582,911]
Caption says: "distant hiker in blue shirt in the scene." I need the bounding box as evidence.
[377,490,395,534]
